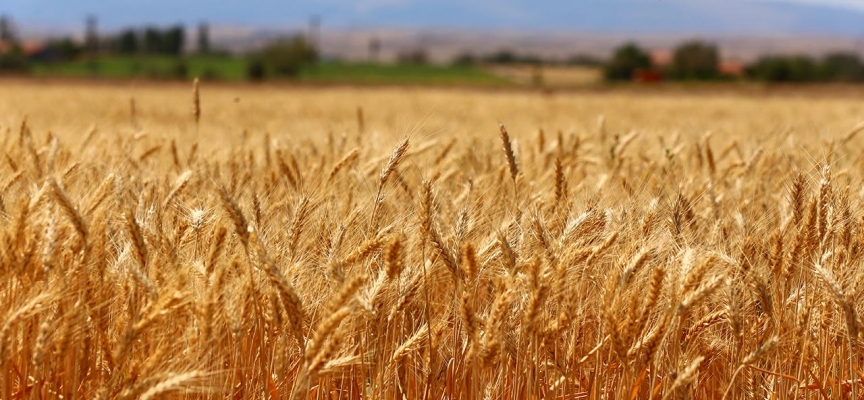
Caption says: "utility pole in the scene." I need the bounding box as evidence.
[197,22,210,54]
[856,34,864,58]
[369,37,381,62]
[85,15,99,53]
[309,15,321,55]
[85,15,100,76]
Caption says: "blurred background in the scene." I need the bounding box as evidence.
[2,0,864,87]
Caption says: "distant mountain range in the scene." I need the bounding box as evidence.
[8,0,864,60]
[8,0,864,36]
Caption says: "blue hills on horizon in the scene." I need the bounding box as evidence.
[5,0,864,37]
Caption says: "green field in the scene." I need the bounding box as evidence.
[30,56,512,86]
[32,56,247,80]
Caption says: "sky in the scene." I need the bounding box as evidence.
[4,0,864,36]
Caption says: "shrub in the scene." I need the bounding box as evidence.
[246,58,266,81]
[670,41,719,80]
[254,36,317,78]
[171,60,189,79]
[0,44,30,73]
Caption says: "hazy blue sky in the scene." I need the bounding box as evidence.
[4,0,864,35]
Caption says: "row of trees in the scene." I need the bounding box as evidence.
[0,13,320,80]
[748,53,864,82]
[605,41,723,81]
[111,26,187,55]
[0,16,201,74]
[604,40,864,83]
[453,50,603,67]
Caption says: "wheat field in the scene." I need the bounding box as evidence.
[0,80,863,399]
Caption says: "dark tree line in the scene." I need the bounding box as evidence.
[603,40,864,83]
[452,49,603,67]
[748,53,864,82]
[111,25,186,55]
